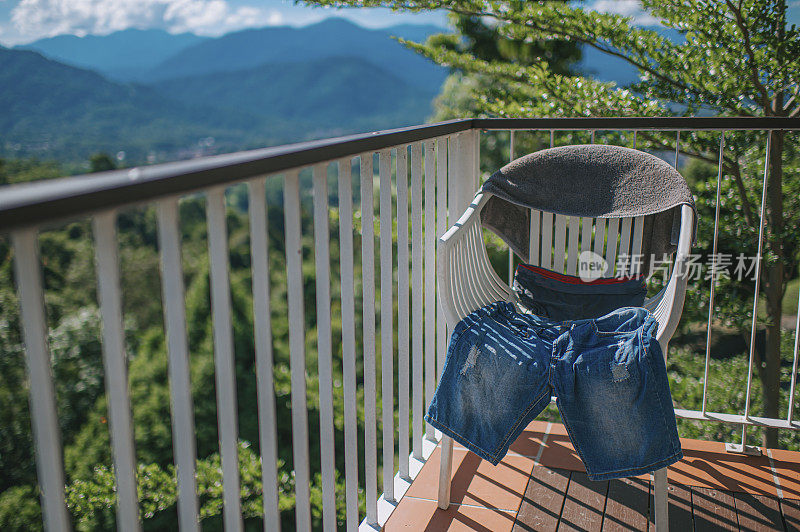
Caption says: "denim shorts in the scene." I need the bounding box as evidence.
[425,301,682,481]
[514,264,647,321]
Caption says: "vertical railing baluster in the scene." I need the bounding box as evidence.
[436,138,448,379]
[378,150,395,502]
[743,131,773,448]
[424,140,437,441]
[447,134,457,215]
[247,179,281,531]
[312,164,337,530]
[411,143,424,460]
[666,131,682,281]
[283,171,312,531]
[567,216,580,276]
[396,147,411,479]
[11,228,70,532]
[93,211,140,532]
[206,186,243,531]
[789,289,800,424]
[156,198,200,531]
[469,130,480,200]
[337,159,360,531]
[702,133,725,415]
[360,153,378,525]
[508,130,516,284]
[474,130,481,189]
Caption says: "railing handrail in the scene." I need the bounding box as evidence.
[2,116,800,231]
[0,119,473,231]
[475,116,800,131]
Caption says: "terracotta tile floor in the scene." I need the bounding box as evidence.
[384,421,800,531]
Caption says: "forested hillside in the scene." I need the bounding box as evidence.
[2,20,445,164]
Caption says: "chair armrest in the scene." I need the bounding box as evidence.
[652,204,695,355]
[437,192,513,326]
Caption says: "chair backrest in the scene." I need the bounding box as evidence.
[527,210,646,278]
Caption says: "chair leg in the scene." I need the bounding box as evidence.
[654,467,669,532]
[437,436,454,510]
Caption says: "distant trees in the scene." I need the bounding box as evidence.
[0,162,351,529]
[89,153,117,173]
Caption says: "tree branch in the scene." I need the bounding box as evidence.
[639,132,756,229]
[729,164,757,228]
[431,6,697,95]
[724,0,771,112]
[441,5,754,116]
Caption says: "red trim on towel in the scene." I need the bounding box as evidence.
[518,264,643,285]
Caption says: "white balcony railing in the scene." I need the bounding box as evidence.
[2,117,800,531]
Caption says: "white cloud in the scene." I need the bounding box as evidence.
[588,0,661,26]
[10,0,283,40]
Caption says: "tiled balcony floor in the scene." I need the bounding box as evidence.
[385,421,800,531]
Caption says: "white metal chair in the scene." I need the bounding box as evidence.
[435,188,694,531]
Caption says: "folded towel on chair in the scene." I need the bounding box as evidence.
[480,144,696,275]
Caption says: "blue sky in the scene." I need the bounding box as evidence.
[1,0,798,46]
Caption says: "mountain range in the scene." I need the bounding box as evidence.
[18,19,448,88]
[17,28,208,81]
[3,18,662,164]
[4,19,447,162]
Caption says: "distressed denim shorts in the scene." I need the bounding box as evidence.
[425,301,682,481]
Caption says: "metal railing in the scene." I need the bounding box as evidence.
[2,117,800,531]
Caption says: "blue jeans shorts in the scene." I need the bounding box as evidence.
[425,301,682,481]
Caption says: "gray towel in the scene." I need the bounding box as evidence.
[480,144,696,274]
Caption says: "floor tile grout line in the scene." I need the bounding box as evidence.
[510,422,554,529]
[450,426,554,459]
[558,470,572,527]
[598,477,611,530]
[765,449,784,499]
[533,422,552,465]
[401,494,519,513]
[646,475,652,531]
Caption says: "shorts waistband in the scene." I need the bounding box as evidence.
[516,264,647,295]
[488,300,655,337]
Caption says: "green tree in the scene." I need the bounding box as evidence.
[0,158,63,185]
[426,6,580,116]
[305,0,800,447]
[89,153,117,173]
[426,7,582,168]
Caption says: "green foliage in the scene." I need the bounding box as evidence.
[64,441,292,530]
[430,9,580,74]
[667,339,800,450]
[0,485,43,532]
[150,57,435,135]
[304,1,798,119]
[89,153,116,173]
[1,23,443,165]
[0,158,63,185]
[0,163,374,528]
